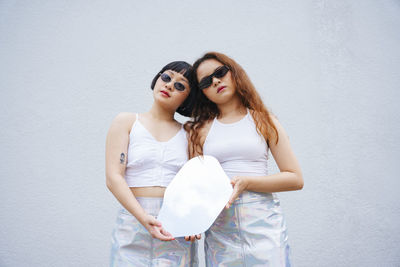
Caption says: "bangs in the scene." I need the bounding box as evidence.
[150,60,196,117]
[162,61,193,80]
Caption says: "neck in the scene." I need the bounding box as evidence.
[148,103,175,122]
[217,95,247,118]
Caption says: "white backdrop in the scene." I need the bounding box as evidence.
[1,1,399,266]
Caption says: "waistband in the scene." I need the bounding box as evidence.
[223,165,269,180]
[120,197,163,217]
[233,191,278,205]
[120,193,278,215]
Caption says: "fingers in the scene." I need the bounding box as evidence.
[146,218,173,241]
[226,177,239,208]
[152,227,174,241]
[226,186,239,209]
[230,176,238,186]
[185,235,195,242]
[154,233,174,241]
[184,234,202,242]
[160,228,173,239]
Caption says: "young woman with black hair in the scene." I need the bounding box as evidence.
[106,61,199,266]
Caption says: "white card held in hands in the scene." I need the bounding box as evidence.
[157,155,233,237]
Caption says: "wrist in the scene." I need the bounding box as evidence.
[243,176,251,190]
[135,210,149,224]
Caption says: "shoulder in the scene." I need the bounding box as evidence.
[184,118,214,140]
[269,114,286,132]
[114,112,136,122]
[267,113,290,144]
[269,113,280,126]
[109,112,137,131]
[201,119,214,134]
[187,119,213,132]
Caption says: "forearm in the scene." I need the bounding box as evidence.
[245,171,303,193]
[106,174,147,223]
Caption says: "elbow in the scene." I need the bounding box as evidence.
[285,171,303,191]
[106,174,116,191]
[106,178,113,191]
[106,179,113,190]
[296,180,304,190]
[295,173,304,190]
[106,172,125,191]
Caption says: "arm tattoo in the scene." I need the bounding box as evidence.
[120,153,126,164]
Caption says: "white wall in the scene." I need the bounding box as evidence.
[1,1,399,266]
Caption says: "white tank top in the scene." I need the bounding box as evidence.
[203,110,269,179]
[124,114,188,187]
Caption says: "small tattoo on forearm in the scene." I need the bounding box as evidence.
[120,153,125,164]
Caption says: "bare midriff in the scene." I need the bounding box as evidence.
[130,186,166,198]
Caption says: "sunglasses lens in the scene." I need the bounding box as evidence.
[174,82,186,91]
[214,66,229,78]
[199,77,212,90]
[160,73,171,82]
[199,66,229,90]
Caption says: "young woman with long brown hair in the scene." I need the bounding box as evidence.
[106,61,199,266]
[185,52,303,266]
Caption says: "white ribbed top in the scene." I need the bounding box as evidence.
[203,110,269,179]
[124,114,188,187]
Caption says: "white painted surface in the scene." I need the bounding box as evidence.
[1,1,399,266]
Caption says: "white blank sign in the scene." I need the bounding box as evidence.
[157,155,233,237]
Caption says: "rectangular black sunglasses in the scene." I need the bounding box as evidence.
[198,65,230,90]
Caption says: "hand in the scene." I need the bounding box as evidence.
[141,214,174,241]
[226,176,249,209]
[184,234,201,242]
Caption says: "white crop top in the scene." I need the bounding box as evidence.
[203,110,269,179]
[124,114,188,187]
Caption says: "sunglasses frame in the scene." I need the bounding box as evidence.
[159,72,187,92]
[198,65,230,90]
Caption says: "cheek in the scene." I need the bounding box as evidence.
[202,90,215,101]
[224,72,234,85]
[175,92,190,104]
[157,79,164,88]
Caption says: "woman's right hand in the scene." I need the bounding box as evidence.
[141,214,175,241]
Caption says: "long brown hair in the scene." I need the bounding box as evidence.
[185,52,279,157]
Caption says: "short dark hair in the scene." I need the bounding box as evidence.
[151,61,197,117]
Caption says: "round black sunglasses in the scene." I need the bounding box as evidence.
[159,73,186,92]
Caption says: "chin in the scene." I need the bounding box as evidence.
[217,92,235,102]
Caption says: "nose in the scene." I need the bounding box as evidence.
[212,77,221,87]
[164,80,174,91]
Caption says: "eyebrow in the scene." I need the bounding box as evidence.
[167,70,189,83]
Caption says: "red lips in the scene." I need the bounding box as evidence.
[217,86,226,93]
[160,90,170,97]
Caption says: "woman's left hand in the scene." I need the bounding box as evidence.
[184,234,201,242]
[226,176,249,209]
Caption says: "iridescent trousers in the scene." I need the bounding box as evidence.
[204,191,291,267]
[110,197,198,267]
